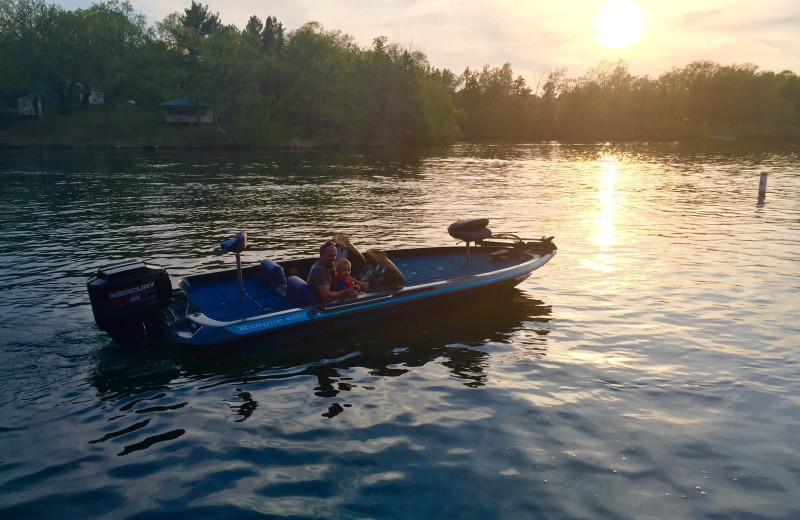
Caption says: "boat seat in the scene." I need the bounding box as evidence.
[362,249,405,290]
[220,231,247,253]
[259,259,287,297]
[447,218,492,265]
[447,218,492,242]
[332,233,366,272]
[286,276,315,307]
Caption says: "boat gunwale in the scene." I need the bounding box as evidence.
[177,248,556,330]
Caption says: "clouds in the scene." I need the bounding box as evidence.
[637,2,800,74]
[53,0,800,81]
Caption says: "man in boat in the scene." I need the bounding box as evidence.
[307,241,359,302]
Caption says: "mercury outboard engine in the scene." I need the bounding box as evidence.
[87,262,172,344]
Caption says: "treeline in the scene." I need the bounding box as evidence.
[2,0,799,146]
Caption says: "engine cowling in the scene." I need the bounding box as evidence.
[87,262,172,344]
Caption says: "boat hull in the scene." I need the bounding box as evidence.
[164,244,556,348]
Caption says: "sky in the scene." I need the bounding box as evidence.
[53,0,800,90]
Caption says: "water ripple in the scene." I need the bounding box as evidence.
[1,144,799,519]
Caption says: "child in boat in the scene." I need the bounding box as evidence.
[332,258,367,293]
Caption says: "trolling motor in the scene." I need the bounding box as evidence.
[221,232,247,302]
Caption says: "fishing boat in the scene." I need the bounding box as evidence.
[87,219,557,348]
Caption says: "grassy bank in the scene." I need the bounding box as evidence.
[3,104,797,149]
[0,105,298,149]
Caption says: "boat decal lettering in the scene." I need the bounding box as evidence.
[110,282,155,299]
[230,311,307,334]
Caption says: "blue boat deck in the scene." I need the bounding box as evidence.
[183,251,526,322]
[394,252,490,284]
[185,277,291,321]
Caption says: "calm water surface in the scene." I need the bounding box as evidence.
[1,143,799,519]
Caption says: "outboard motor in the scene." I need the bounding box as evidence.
[87,262,172,344]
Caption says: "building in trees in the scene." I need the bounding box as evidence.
[160,97,213,124]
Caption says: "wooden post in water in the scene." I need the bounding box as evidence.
[758,171,768,205]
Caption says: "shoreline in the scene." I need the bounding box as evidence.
[2,111,797,150]
[1,136,796,150]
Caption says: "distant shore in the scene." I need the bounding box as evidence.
[0,108,362,150]
[2,106,795,150]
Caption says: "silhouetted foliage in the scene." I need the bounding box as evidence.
[182,1,220,36]
[260,15,284,56]
[1,0,798,145]
[244,16,262,37]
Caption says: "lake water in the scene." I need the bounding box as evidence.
[1,143,798,519]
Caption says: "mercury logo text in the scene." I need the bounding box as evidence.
[110,282,155,299]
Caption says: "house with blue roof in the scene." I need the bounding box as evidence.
[160,97,213,124]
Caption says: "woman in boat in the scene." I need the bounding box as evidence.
[332,258,368,293]
[307,241,359,302]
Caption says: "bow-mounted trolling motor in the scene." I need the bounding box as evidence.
[448,218,492,265]
[448,218,557,264]
[220,231,247,302]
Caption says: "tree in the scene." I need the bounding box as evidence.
[46,9,89,113]
[276,23,355,137]
[455,63,536,141]
[83,0,150,124]
[352,38,421,143]
[244,15,262,37]
[182,1,219,36]
[156,11,204,104]
[776,70,800,124]
[4,2,800,144]
[0,0,64,116]
[416,72,464,143]
[260,15,284,55]
[197,25,263,130]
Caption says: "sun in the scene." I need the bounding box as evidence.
[592,1,645,49]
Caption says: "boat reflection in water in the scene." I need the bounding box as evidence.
[89,288,552,424]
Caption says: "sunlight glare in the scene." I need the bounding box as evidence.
[592,1,645,49]
[593,155,619,250]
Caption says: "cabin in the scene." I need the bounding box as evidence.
[84,88,104,105]
[17,95,42,116]
[160,97,213,124]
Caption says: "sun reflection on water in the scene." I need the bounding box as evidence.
[577,152,628,279]
[593,153,621,250]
